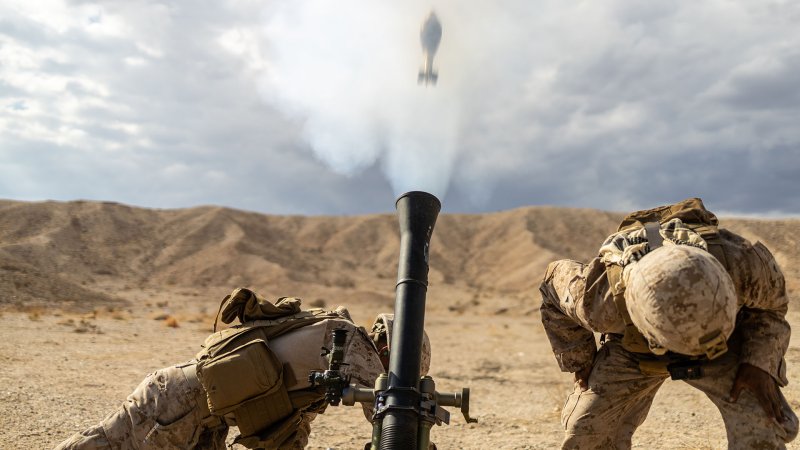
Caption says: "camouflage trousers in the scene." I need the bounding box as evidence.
[54,362,229,450]
[560,339,798,450]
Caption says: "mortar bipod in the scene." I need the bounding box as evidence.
[342,374,477,450]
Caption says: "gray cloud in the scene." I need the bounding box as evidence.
[0,0,798,216]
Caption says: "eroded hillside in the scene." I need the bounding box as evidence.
[0,199,797,312]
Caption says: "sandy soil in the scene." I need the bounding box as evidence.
[1,199,799,449]
[2,288,800,450]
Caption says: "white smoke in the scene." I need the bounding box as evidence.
[251,1,800,213]
[259,0,465,198]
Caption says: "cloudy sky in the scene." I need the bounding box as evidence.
[1,0,798,216]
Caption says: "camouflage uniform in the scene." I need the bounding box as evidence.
[55,317,385,450]
[540,225,797,449]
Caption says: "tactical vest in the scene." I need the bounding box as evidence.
[194,291,348,449]
[606,197,731,358]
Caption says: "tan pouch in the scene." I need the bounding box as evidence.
[233,383,293,438]
[638,358,670,376]
[234,396,327,450]
[198,338,286,415]
[234,409,305,449]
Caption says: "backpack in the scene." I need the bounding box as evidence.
[616,197,729,267]
[194,288,346,448]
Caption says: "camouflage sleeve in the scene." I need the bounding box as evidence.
[285,412,315,449]
[737,242,791,386]
[539,259,598,373]
[345,328,386,421]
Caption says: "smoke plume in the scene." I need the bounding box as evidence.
[259,1,466,198]
[253,1,800,214]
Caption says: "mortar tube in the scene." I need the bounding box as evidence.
[379,191,441,450]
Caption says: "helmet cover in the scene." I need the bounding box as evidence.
[623,244,737,356]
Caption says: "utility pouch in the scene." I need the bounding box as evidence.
[667,360,704,380]
[637,358,670,376]
[233,382,293,438]
[197,336,294,439]
[198,338,289,413]
[234,408,306,450]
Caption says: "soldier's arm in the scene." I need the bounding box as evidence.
[539,259,598,373]
[346,329,387,421]
[737,242,791,386]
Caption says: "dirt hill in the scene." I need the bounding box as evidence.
[2,199,796,312]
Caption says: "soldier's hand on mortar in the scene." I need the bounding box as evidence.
[730,362,785,422]
[574,365,592,391]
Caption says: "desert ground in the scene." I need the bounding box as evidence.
[1,199,799,449]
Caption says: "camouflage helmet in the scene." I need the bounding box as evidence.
[622,244,737,358]
[370,313,431,375]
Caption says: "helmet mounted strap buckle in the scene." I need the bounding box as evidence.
[700,330,728,360]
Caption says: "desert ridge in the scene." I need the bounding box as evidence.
[3,199,795,312]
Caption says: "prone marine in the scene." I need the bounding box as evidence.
[55,287,430,450]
